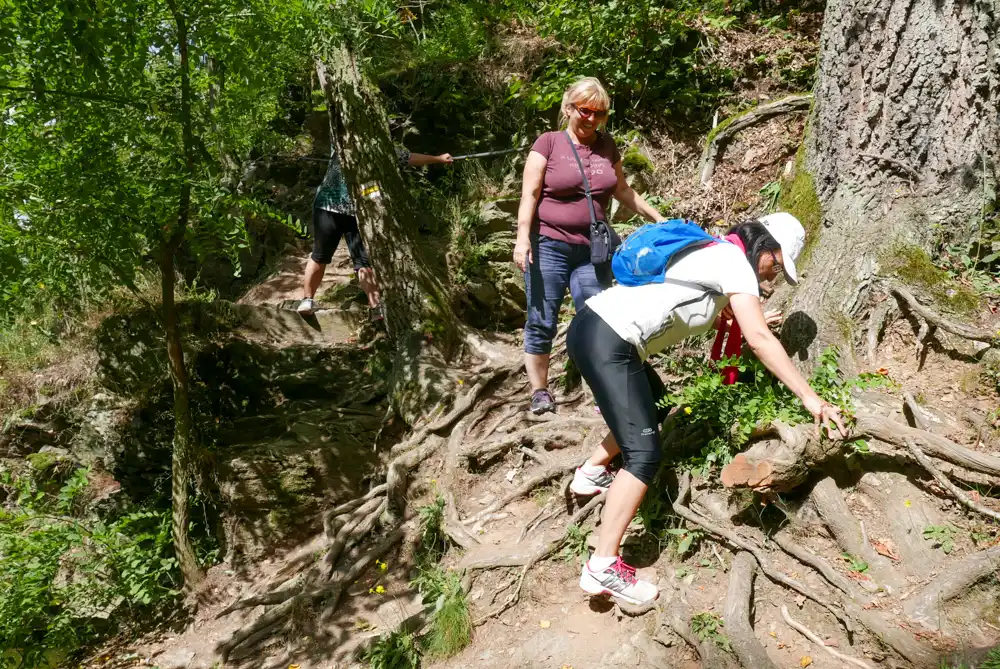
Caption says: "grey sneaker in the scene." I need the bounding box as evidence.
[530,389,555,415]
[296,297,317,315]
[570,466,614,495]
[579,556,659,606]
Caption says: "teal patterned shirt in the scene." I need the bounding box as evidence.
[314,145,411,215]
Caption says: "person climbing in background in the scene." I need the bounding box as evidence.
[296,143,453,319]
[513,76,666,415]
[566,213,848,606]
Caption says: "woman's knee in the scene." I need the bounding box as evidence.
[524,321,556,355]
[623,441,662,485]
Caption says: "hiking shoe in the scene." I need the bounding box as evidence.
[570,465,614,496]
[579,556,659,606]
[296,297,317,315]
[369,304,385,323]
[530,389,556,415]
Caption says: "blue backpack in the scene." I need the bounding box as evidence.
[611,219,719,287]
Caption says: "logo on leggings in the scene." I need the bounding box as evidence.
[641,427,654,436]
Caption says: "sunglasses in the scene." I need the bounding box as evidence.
[768,250,784,277]
[573,104,608,120]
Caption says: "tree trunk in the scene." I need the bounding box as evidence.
[314,46,457,347]
[777,0,999,367]
[165,0,204,590]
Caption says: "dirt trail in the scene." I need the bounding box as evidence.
[80,235,1000,669]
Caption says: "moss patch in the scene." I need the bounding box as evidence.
[622,143,654,174]
[881,244,981,315]
[777,144,821,266]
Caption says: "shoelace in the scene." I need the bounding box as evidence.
[611,557,637,585]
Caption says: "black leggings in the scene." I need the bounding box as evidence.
[311,208,370,269]
[567,305,668,485]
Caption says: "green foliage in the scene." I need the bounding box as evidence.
[657,346,868,476]
[0,0,315,322]
[364,629,422,669]
[417,492,448,563]
[509,0,736,122]
[759,181,782,214]
[664,527,704,557]
[0,468,180,668]
[940,646,1000,669]
[659,353,808,474]
[840,552,869,574]
[560,524,592,565]
[691,612,731,652]
[923,525,957,554]
[409,563,471,660]
[420,567,472,659]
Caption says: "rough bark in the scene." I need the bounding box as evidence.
[777,0,999,365]
[163,0,204,590]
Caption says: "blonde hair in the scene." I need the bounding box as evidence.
[559,77,610,128]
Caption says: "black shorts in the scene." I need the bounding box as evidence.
[567,305,668,485]
[310,208,370,270]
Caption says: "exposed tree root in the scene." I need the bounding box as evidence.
[809,477,900,591]
[781,603,875,669]
[903,545,1000,627]
[468,492,606,625]
[218,527,405,661]
[667,597,739,669]
[892,285,1000,348]
[866,299,896,364]
[466,460,576,529]
[723,552,779,669]
[698,94,813,185]
[771,532,854,596]
[673,472,854,631]
[903,437,1000,523]
[721,412,1000,493]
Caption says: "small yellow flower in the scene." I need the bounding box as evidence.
[375,585,385,594]
[458,379,465,385]
[369,587,374,594]
[684,407,693,415]
[379,562,388,572]
[904,499,912,508]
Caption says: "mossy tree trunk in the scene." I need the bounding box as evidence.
[314,45,457,347]
[775,0,999,367]
[315,44,463,424]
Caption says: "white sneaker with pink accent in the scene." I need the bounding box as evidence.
[579,556,659,605]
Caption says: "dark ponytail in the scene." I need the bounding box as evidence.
[727,220,780,282]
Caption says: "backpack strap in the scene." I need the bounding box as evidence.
[563,130,599,232]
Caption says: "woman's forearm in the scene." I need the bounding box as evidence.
[516,196,537,238]
[616,186,661,222]
[746,330,820,404]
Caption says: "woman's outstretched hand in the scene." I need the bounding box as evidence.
[803,396,848,439]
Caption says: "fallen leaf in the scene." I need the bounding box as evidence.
[800,656,813,667]
[289,665,300,669]
[539,620,551,629]
[872,539,901,561]
[769,631,777,638]
[561,665,574,669]
[777,642,788,649]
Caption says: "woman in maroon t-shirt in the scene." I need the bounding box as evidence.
[513,77,665,414]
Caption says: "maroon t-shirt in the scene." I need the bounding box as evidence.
[530,130,621,246]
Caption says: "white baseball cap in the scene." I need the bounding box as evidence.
[758,212,805,285]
